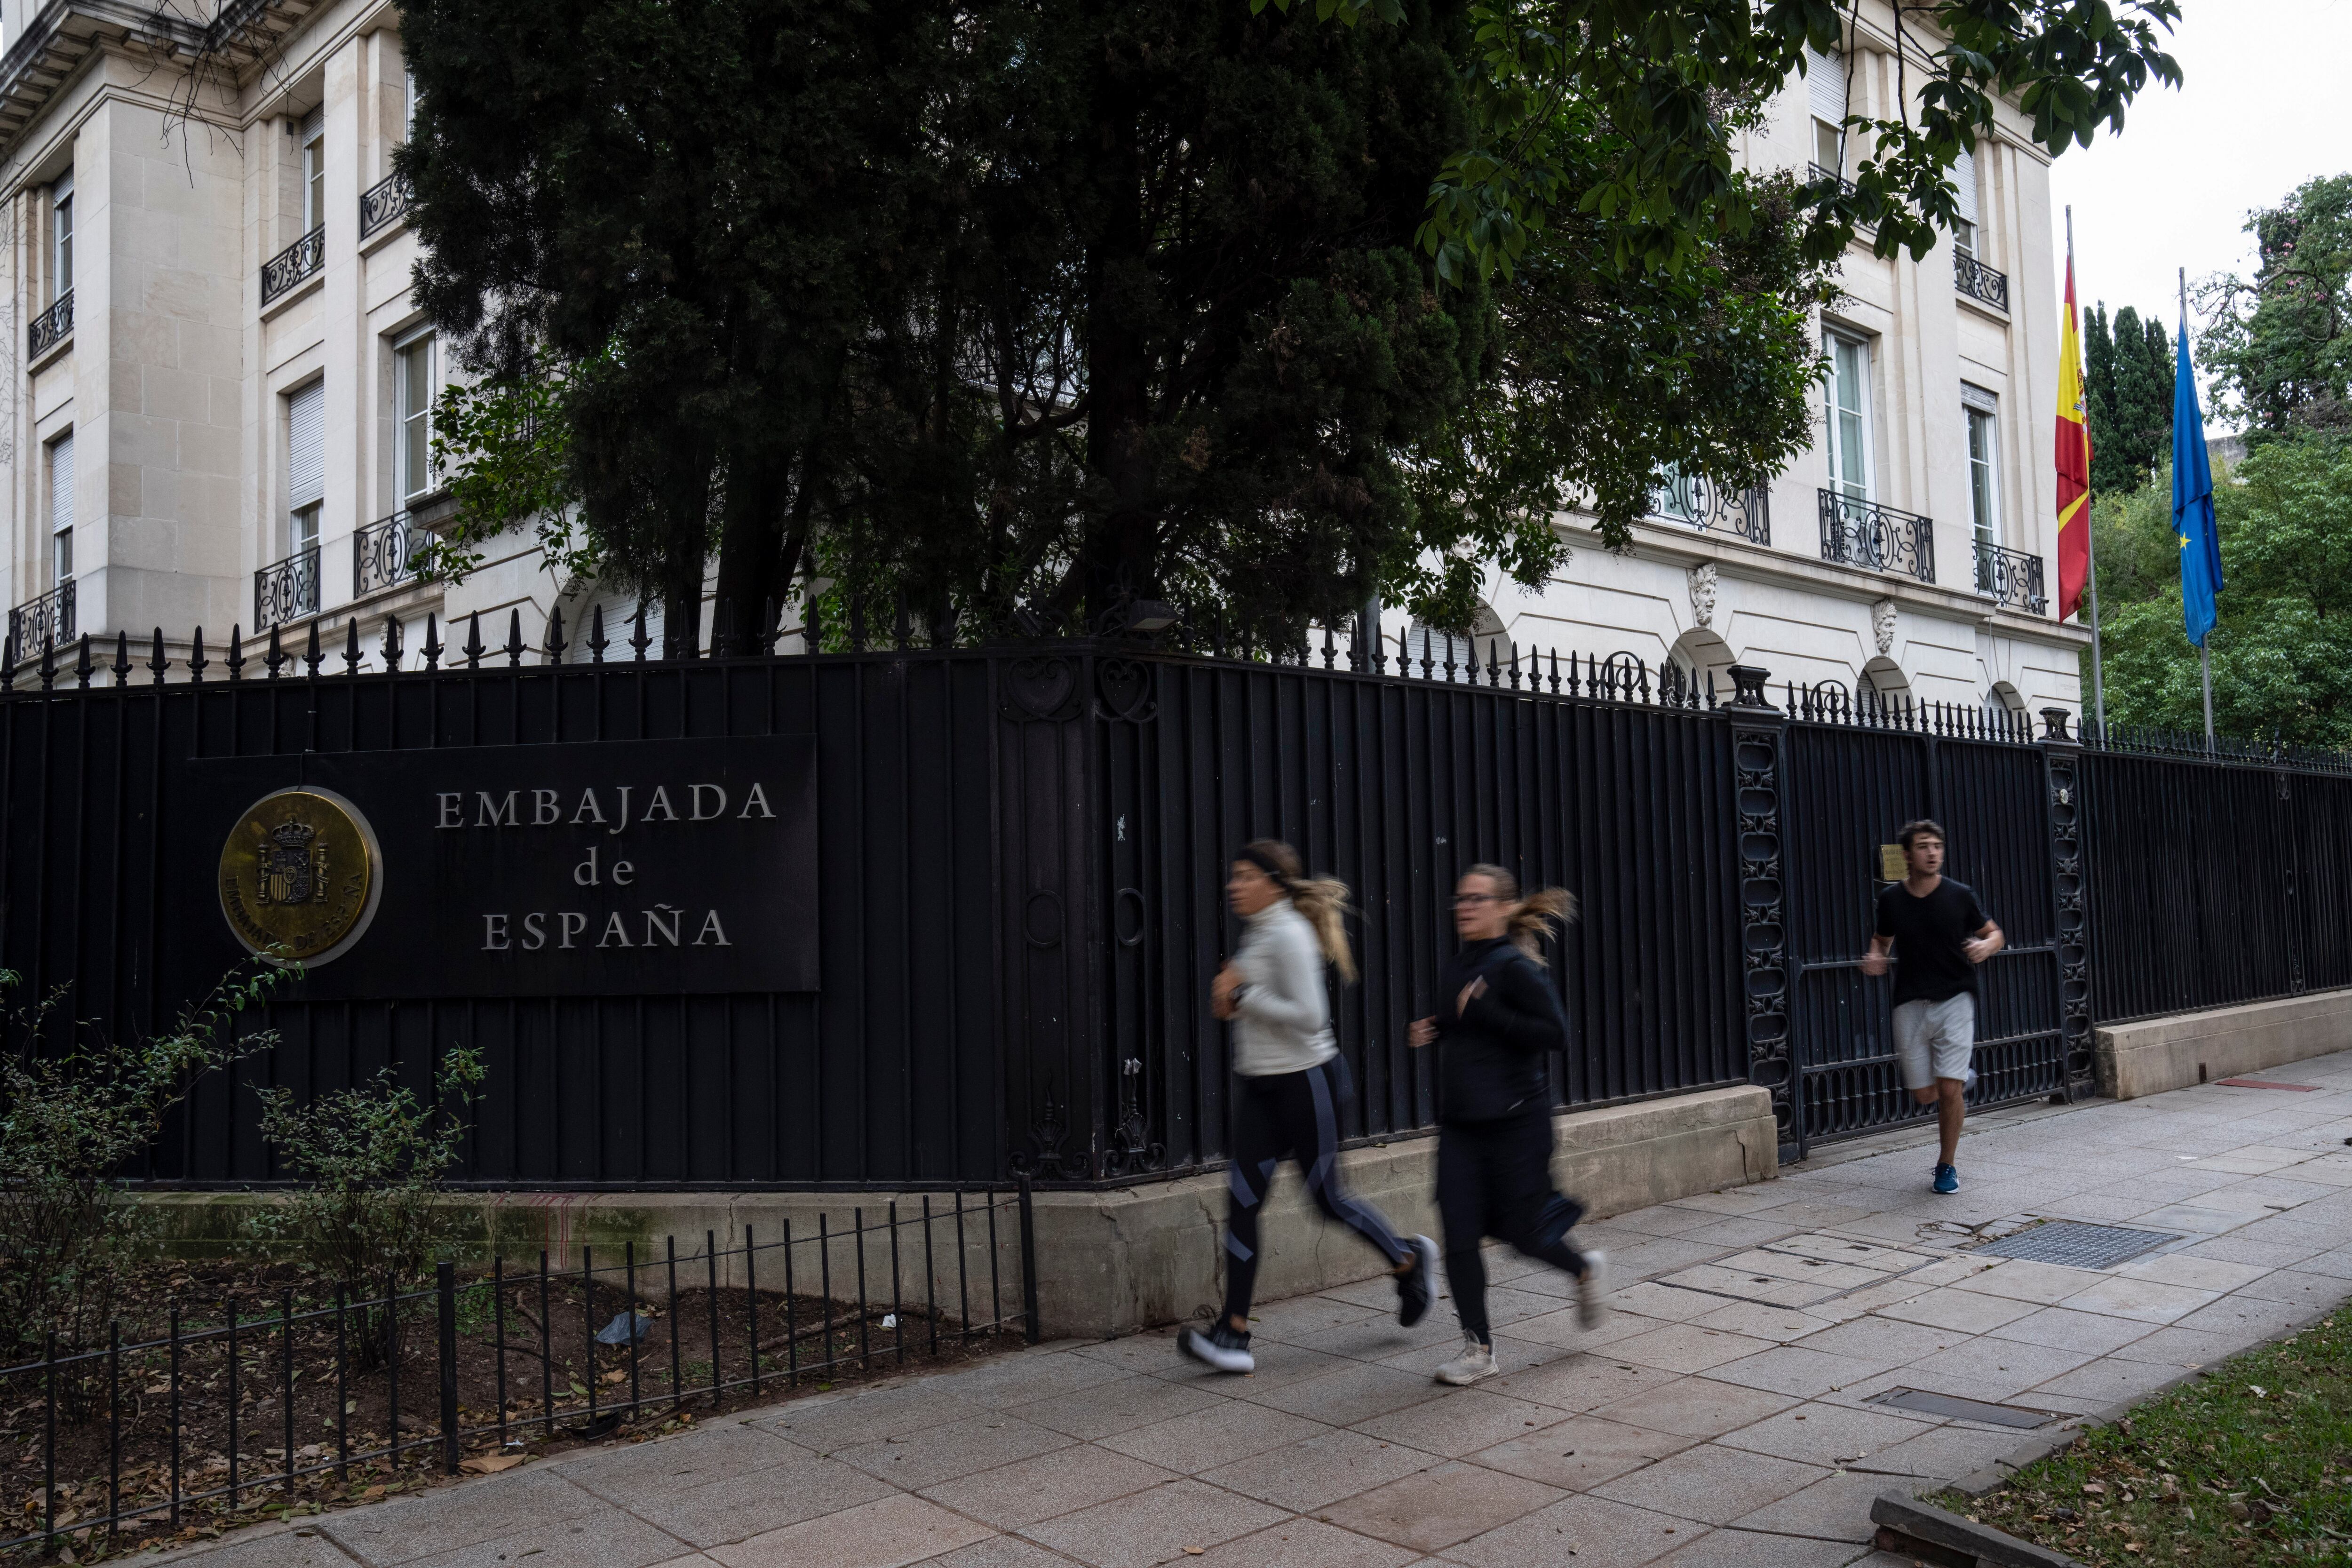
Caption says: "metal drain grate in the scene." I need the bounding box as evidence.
[1976,1220,2179,1270]
[1868,1388,2062,1429]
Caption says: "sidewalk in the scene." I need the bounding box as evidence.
[164,1052,2352,1568]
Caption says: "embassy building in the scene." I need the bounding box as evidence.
[0,0,2079,721]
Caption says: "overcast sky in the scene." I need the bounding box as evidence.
[2047,0,2351,394]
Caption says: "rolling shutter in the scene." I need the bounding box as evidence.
[1807,46,1847,123]
[1954,143,1980,227]
[48,430,73,539]
[287,380,325,508]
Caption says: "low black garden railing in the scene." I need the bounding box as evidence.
[0,1188,1037,1555]
[1819,489,1936,584]
[1974,539,2046,614]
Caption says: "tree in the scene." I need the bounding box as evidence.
[2100,305,2173,488]
[2201,173,2352,442]
[2085,438,2352,750]
[2085,303,2125,496]
[404,0,2184,642]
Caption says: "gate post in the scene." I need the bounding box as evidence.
[1725,666,1800,1162]
[2039,708,2096,1099]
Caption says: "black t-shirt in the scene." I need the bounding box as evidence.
[1874,877,1990,1005]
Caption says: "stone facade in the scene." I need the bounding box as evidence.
[0,0,2083,715]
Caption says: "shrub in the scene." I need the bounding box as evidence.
[249,1046,488,1313]
[0,963,287,1360]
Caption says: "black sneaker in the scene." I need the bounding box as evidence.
[1177,1322,1255,1374]
[1397,1235,1440,1327]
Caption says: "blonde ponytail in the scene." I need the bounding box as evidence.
[1464,862,1578,963]
[1240,838,1358,983]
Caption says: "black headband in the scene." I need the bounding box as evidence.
[1240,846,1293,890]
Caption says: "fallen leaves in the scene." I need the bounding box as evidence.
[457,1456,527,1477]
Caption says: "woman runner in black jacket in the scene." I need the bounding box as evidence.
[1409,863,1607,1385]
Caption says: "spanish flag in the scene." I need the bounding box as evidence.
[2055,259,2092,621]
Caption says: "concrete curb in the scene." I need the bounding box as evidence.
[1868,1490,2084,1568]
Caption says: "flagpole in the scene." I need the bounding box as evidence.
[2072,207,2109,742]
[2185,263,2213,755]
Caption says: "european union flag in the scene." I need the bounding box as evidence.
[2173,304,2223,647]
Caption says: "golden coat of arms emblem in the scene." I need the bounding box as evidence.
[218,788,381,964]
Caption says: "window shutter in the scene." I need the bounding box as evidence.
[570,588,664,663]
[288,381,326,507]
[1954,143,1980,226]
[48,431,73,535]
[301,104,324,141]
[1807,47,1847,123]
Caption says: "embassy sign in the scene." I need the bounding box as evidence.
[191,734,817,996]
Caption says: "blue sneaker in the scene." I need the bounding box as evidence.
[1933,1164,1960,1195]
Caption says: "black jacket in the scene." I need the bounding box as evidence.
[1433,936,1568,1123]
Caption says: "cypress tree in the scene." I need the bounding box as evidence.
[2107,306,2167,485]
[2084,304,2126,496]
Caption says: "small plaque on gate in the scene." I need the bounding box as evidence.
[1877,844,1908,883]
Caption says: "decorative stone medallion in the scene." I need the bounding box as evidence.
[218,787,383,965]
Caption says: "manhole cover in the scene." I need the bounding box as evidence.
[1976,1220,2179,1270]
[1868,1388,2062,1429]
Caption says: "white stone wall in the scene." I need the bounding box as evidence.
[0,0,2088,715]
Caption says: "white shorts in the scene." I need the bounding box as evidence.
[1892,994,1976,1090]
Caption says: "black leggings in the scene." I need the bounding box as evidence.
[1222,1058,1411,1324]
[1437,1110,1587,1345]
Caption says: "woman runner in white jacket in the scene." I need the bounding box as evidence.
[1178,840,1440,1374]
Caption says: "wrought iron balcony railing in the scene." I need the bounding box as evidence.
[354,511,425,597]
[1650,473,1771,546]
[27,290,72,359]
[261,225,326,304]
[1819,489,1936,585]
[7,581,74,655]
[1955,250,2009,311]
[1806,162,1857,199]
[359,171,411,239]
[1975,539,2047,615]
[255,546,321,630]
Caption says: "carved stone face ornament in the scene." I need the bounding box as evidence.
[1688,562,1719,630]
[1871,597,1898,658]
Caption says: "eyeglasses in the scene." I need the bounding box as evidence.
[1452,893,1501,906]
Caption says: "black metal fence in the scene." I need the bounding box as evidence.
[0,614,2344,1188]
[0,1188,1035,1555]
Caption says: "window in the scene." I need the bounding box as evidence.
[301,106,326,235]
[396,332,437,502]
[1806,45,1846,177]
[47,431,73,586]
[287,379,325,558]
[1965,396,2000,554]
[1823,334,1872,502]
[1953,143,1980,256]
[51,170,72,302]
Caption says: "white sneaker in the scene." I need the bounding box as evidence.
[1177,1323,1255,1374]
[1577,1251,1610,1331]
[1435,1332,1498,1386]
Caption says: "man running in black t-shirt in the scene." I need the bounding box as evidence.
[1861,819,2004,1194]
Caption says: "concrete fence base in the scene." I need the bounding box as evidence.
[2095,988,2352,1100]
[135,1083,1778,1340]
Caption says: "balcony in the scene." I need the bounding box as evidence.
[7,581,74,654]
[354,511,423,597]
[359,171,411,239]
[1651,473,1770,546]
[1806,161,1857,199]
[27,289,72,360]
[255,546,321,630]
[261,225,325,305]
[1975,539,2047,615]
[1819,489,1936,585]
[1955,249,2009,311]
